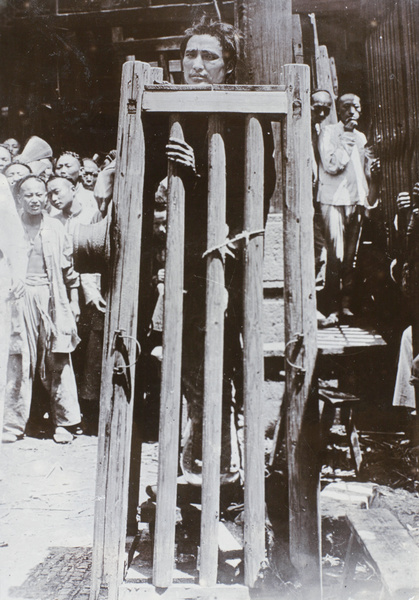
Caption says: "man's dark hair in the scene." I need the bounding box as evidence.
[15,174,46,195]
[57,150,81,165]
[180,16,242,83]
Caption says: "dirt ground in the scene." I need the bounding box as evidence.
[0,417,418,600]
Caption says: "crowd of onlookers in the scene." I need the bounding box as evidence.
[0,77,417,454]
[0,136,122,443]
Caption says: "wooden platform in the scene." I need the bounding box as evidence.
[342,508,419,599]
[264,324,387,358]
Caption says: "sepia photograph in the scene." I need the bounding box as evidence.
[0,1,418,599]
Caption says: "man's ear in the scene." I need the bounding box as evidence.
[225,60,234,76]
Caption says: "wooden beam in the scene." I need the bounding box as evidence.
[283,64,321,597]
[200,115,226,587]
[243,114,265,587]
[142,89,288,114]
[90,60,151,600]
[10,2,234,28]
[119,583,251,599]
[153,115,185,588]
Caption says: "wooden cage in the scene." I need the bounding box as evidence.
[89,60,318,600]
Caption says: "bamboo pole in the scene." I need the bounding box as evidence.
[200,115,227,587]
[243,114,266,587]
[153,115,185,588]
[283,64,321,599]
[90,60,151,600]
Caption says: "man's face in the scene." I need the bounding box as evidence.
[338,94,361,131]
[311,91,332,126]
[47,178,75,213]
[19,179,46,216]
[4,163,31,187]
[0,146,12,169]
[55,154,80,183]
[81,160,99,190]
[3,138,20,157]
[182,35,227,86]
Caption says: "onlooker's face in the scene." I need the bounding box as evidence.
[182,35,227,85]
[55,154,80,183]
[0,146,12,169]
[311,91,332,125]
[4,164,31,187]
[338,94,361,131]
[153,209,167,240]
[47,178,75,212]
[3,138,20,157]
[81,160,99,190]
[19,179,46,216]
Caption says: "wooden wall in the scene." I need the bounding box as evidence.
[366,0,419,249]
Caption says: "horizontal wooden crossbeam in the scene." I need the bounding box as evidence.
[119,583,251,599]
[142,85,288,114]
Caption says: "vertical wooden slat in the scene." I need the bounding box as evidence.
[200,115,227,587]
[243,114,265,588]
[315,45,338,125]
[283,64,321,598]
[153,114,185,588]
[90,60,151,600]
[126,65,164,535]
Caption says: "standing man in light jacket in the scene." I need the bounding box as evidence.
[318,93,380,323]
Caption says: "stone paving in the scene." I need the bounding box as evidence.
[0,434,97,600]
[0,431,159,600]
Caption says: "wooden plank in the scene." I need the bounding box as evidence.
[292,14,304,64]
[243,114,265,588]
[90,60,151,600]
[145,84,286,91]
[200,115,226,587]
[345,508,419,598]
[264,325,386,357]
[142,89,288,115]
[153,115,185,588]
[283,64,321,597]
[315,45,338,125]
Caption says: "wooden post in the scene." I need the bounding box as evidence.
[90,60,151,600]
[283,64,321,598]
[200,115,227,587]
[126,65,164,536]
[236,0,292,213]
[243,114,266,587]
[153,115,185,588]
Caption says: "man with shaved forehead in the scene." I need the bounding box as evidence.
[317,93,380,324]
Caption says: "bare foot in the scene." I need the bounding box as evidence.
[53,426,73,444]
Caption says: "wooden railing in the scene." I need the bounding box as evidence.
[90,60,317,600]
